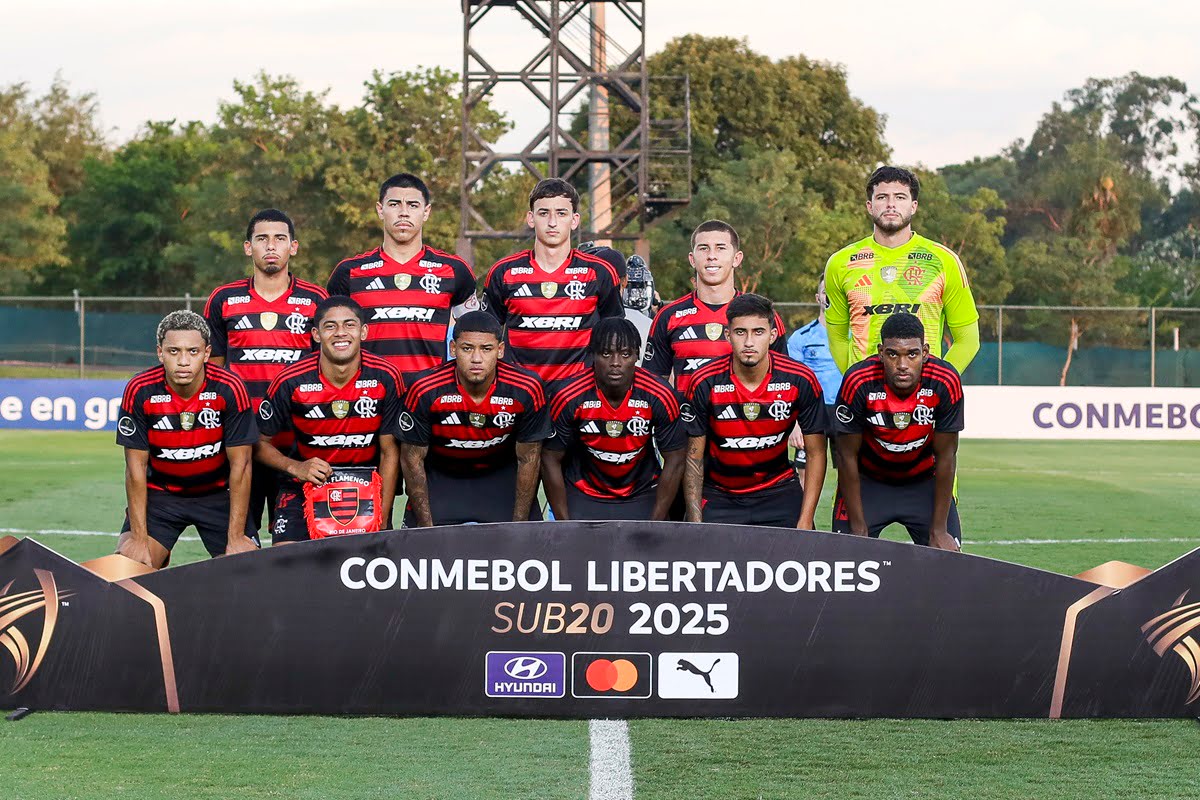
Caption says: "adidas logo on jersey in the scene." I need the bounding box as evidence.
[854,275,872,289]
[581,421,601,434]
[234,316,253,330]
[365,277,386,291]
[514,284,533,297]
[152,417,174,430]
[304,407,326,419]
[716,406,737,421]
[443,412,462,425]
[677,327,698,341]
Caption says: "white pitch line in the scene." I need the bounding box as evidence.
[589,718,634,800]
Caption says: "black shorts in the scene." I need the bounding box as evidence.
[702,479,803,528]
[831,474,962,546]
[122,490,259,558]
[566,485,656,521]
[402,463,543,527]
[249,460,279,533]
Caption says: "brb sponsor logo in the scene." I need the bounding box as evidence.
[656,652,739,699]
[572,652,652,699]
[484,651,566,698]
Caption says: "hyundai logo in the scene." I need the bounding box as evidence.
[504,656,548,680]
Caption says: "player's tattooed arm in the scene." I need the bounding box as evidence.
[513,441,542,522]
[654,446,686,521]
[929,432,961,552]
[224,444,258,555]
[116,448,160,567]
[683,435,706,523]
[835,433,868,536]
[378,434,400,529]
[797,433,827,530]
[540,447,570,521]
[400,443,434,528]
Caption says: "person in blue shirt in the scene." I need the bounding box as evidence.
[787,277,843,481]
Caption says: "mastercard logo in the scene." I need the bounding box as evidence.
[572,652,652,699]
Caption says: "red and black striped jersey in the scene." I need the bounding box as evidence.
[398,361,551,477]
[482,249,623,388]
[684,352,826,496]
[544,369,685,500]
[258,352,404,467]
[116,365,257,496]
[643,292,789,396]
[203,275,327,409]
[326,245,476,382]
[833,355,963,484]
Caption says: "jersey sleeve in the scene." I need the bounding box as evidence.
[380,373,404,435]
[642,308,673,374]
[396,386,433,446]
[940,247,980,328]
[683,379,710,438]
[832,371,869,435]
[451,259,477,307]
[516,388,553,443]
[770,311,788,355]
[543,399,575,452]
[933,371,965,434]
[326,262,351,298]
[651,391,685,452]
[203,290,229,359]
[823,255,850,328]
[116,383,149,450]
[597,268,624,319]
[482,264,508,325]
[257,378,291,439]
[222,381,259,447]
[793,371,826,435]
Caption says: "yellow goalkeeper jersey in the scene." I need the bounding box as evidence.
[824,232,978,366]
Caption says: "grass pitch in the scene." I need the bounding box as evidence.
[1,431,1197,799]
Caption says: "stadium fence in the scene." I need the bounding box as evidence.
[0,295,1197,387]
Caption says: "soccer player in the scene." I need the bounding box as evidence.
[482,178,623,391]
[832,313,964,551]
[254,297,403,542]
[621,254,655,362]
[644,220,787,396]
[823,166,980,374]
[786,276,843,475]
[542,318,685,521]
[683,294,827,528]
[115,311,259,567]
[204,209,327,532]
[398,311,551,526]
[327,172,477,383]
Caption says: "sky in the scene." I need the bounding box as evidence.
[3,0,1199,168]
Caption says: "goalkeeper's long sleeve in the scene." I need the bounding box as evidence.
[944,321,980,375]
[827,324,851,373]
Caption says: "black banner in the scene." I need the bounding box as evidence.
[1,523,1198,718]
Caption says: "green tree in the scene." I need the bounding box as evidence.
[0,121,67,292]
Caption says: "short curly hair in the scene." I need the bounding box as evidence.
[156,310,211,347]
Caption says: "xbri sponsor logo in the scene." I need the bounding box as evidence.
[656,652,739,699]
[485,652,565,698]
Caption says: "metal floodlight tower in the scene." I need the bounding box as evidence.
[459,0,690,263]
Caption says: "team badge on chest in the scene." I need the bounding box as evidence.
[331,400,350,419]
[179,411,196,431]
[742,403,761,421]
[605,420,624,438]
[469,412,488,427]
[260,312,279,330]
[892,412,911,430]
[540,282,558,299]
[705,323,724,341]
[394,274,412,290]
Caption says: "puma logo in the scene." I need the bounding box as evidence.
[676,657,720,693]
